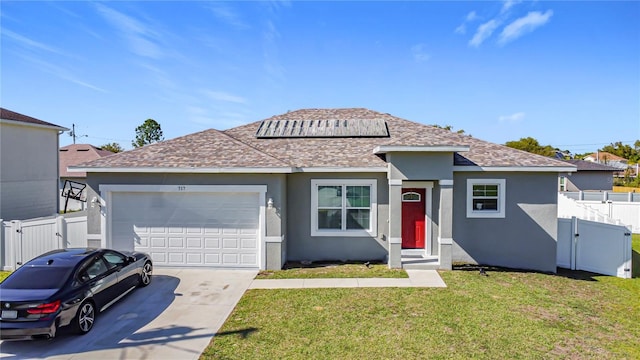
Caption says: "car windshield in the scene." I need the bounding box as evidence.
[1,266,72,289]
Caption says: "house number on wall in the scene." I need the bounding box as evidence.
[177,186,186,191]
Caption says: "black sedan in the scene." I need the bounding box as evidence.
[0,248,152,340]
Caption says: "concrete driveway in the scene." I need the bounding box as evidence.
[0,268,257,360]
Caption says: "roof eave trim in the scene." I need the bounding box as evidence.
[0,118,69,132]
[69,166,295,174]
[373,145,470,154]
[453,166,578,173]
[296,167,388,173]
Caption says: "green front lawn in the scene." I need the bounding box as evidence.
[204,238,640,359]
[0,271,10,282]
[257,262,408,279]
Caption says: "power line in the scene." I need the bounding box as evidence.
[553,140,637,147]
[86,136,130,143]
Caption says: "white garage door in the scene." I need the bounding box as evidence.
[110,191,260,268]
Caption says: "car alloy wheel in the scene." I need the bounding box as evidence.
[140,261,152,287]
[77,302,95,334]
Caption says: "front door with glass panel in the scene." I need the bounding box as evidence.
[401,188,426,249]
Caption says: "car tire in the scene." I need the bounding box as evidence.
[139,261,152,287]
[74,301,96,335]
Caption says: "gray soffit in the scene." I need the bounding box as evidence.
[255,118,389,138]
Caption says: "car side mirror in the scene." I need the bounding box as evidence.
[128,256,136,264]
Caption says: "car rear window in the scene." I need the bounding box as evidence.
[1,266,72,289]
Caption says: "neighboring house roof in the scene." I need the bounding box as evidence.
[60,144,115,178]
[584,151,628,163]
[0,107,68,131]
[562,159,622,172]
[72,108,574,173]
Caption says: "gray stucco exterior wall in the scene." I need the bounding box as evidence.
[285,172,389,262]
[565,171,614,191]
[0,123,60,221]
[84,172,286,269]
[388,152,453,180]
[452,172,558,273]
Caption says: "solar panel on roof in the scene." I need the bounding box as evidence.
[255,118,389,138]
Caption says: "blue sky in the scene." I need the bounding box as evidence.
[2,1,639,154]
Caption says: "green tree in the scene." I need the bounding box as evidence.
[132,119,164,148]
[100,142,124,153]
[505,137,557,157]
[600,141,639,162]
[431,124,466,134]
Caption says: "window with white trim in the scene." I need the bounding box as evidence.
[311,179,377,237]
[466,179,506,218]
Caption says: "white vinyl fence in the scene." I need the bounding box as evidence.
[558,217,632,278]
[1,213,88,271]
[558,193,639,233]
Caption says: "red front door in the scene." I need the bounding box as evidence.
[402,188,426,249]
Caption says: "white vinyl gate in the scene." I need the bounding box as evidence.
[557,217,632,278]
[1,214,88,271]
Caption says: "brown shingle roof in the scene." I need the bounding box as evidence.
[75,129,291,169]
[0,107,67,130]
[75,108,572,171]
[585,151,627,162]
[563,159,622,172]
[60,144,116,177]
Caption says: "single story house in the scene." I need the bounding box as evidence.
[0,108,68,221]
[71,108,575,273]
[59,144,114,211]
[559,159,620,192]
[583,151,628,170]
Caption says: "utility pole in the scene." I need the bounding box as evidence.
[68,124,87,144]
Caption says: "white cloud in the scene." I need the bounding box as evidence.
[2,28,68,56]
[454,11,479,35]
[19,54,107,93]
[95,3,164,59]
[263,20,285,84]
[469,19,500,47]
[203,90,247,104]
[501,0,522,14]
[499,10,554,45]
[499,112,525,123]
[411,44,430,62]
[466,11,478,21]
[206,3,249,29]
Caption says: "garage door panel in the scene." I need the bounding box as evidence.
[222,253,239,265]
[168,252,185,264]
[222,238,239,249]
[112,191,260,268]
[168,238,184,248]
[205,253,220,264]
[186,253,202,264]
[241,238,257,249]
[151,252,167,263]
[151,237,166,247]
[241,254,257,265]
[205,238,221,249]
[186,238,203,248]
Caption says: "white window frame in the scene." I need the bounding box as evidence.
[311,179,377,237]
[466,179,506,218]
[559,176,567,191]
